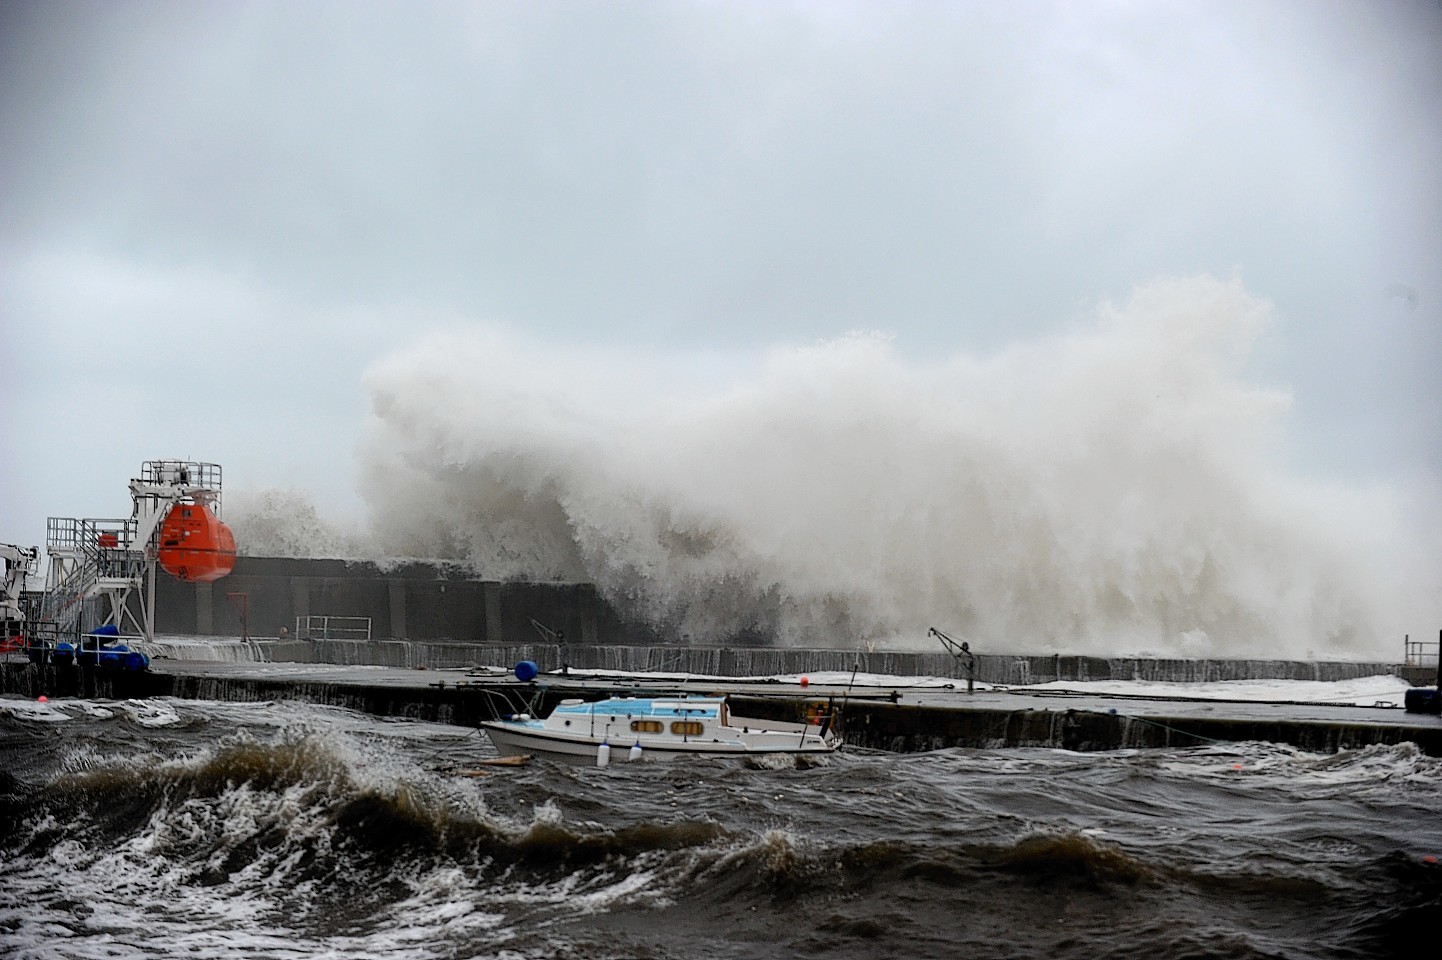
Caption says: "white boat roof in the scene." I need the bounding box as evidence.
[551,696,725,718]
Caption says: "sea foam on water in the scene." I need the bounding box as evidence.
[232,276,1435,659]
[4,698,1435,959]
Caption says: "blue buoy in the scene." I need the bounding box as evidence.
[514,660,539,682]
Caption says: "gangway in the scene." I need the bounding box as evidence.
[39,460,236,646]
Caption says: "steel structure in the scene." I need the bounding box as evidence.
[1,543,39,628]
[41,460,226,643]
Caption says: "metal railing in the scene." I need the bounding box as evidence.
[47,517,143,560]
[1404,633,1439,669]
[139,460,223,492]
[41,517,150,636]
[37,566,96,630]
[295,616,372,641]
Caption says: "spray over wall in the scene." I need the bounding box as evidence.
[235,277,1432,658]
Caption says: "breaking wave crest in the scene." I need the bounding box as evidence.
[230,276,1435,657]
[2,702,1435,959]
[0,733,1179,910]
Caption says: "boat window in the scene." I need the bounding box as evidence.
[630,720,662,734]
[670,720,703,736]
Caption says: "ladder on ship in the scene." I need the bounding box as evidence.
[40,460,229,644]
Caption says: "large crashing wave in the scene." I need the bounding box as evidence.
[227,488,372,561]
[235,277,1432,657]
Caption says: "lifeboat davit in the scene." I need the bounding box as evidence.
[156,502,236,582]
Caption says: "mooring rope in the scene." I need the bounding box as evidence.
[1116,712,1233,745]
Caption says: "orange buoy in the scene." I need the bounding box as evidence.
[156,502,236,582]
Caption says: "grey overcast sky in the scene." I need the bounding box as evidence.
[1,0,1439,550]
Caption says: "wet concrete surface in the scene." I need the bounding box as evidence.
[5,657,1439,755]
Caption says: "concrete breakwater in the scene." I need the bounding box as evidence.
[148,556,655,644]
[4,660,1438,757]
[140,556,1428,687]
[819,696,1442,756]
[0,662,501,727]
[141,636,1405,685]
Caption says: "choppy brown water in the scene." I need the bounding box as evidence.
[1,695,1438,959]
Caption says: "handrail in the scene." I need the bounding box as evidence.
[1404,633,1440,668]
[295,615,372,641]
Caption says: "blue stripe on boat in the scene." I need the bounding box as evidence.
[549,698,722,718]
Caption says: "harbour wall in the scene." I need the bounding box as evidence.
[149,557,1427,684]
[139,637,1405,685]
[3,662,1437,757]
[153,556,663,645]
[813,697,1442,756]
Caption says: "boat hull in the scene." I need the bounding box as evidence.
[482,720,838,765]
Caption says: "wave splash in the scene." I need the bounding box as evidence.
[235,276,1430,657]
[4,703,1429,959]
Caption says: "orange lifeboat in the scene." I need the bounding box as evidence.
[156,502,236,582]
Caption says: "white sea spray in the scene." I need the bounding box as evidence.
[228,277,1439,659]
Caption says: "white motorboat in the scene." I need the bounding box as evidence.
[481,695,839,765]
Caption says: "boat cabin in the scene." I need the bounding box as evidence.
[546,696,734,741]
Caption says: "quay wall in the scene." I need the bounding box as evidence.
[153,556,662,646]
[4,663,1438,757]
[140,637,1405,686]
[147,557,1417,685]
[799,697,1442,756]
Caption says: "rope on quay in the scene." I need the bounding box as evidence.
[1118,713,1233,746]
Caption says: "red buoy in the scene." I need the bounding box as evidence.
[156,502,236,582]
